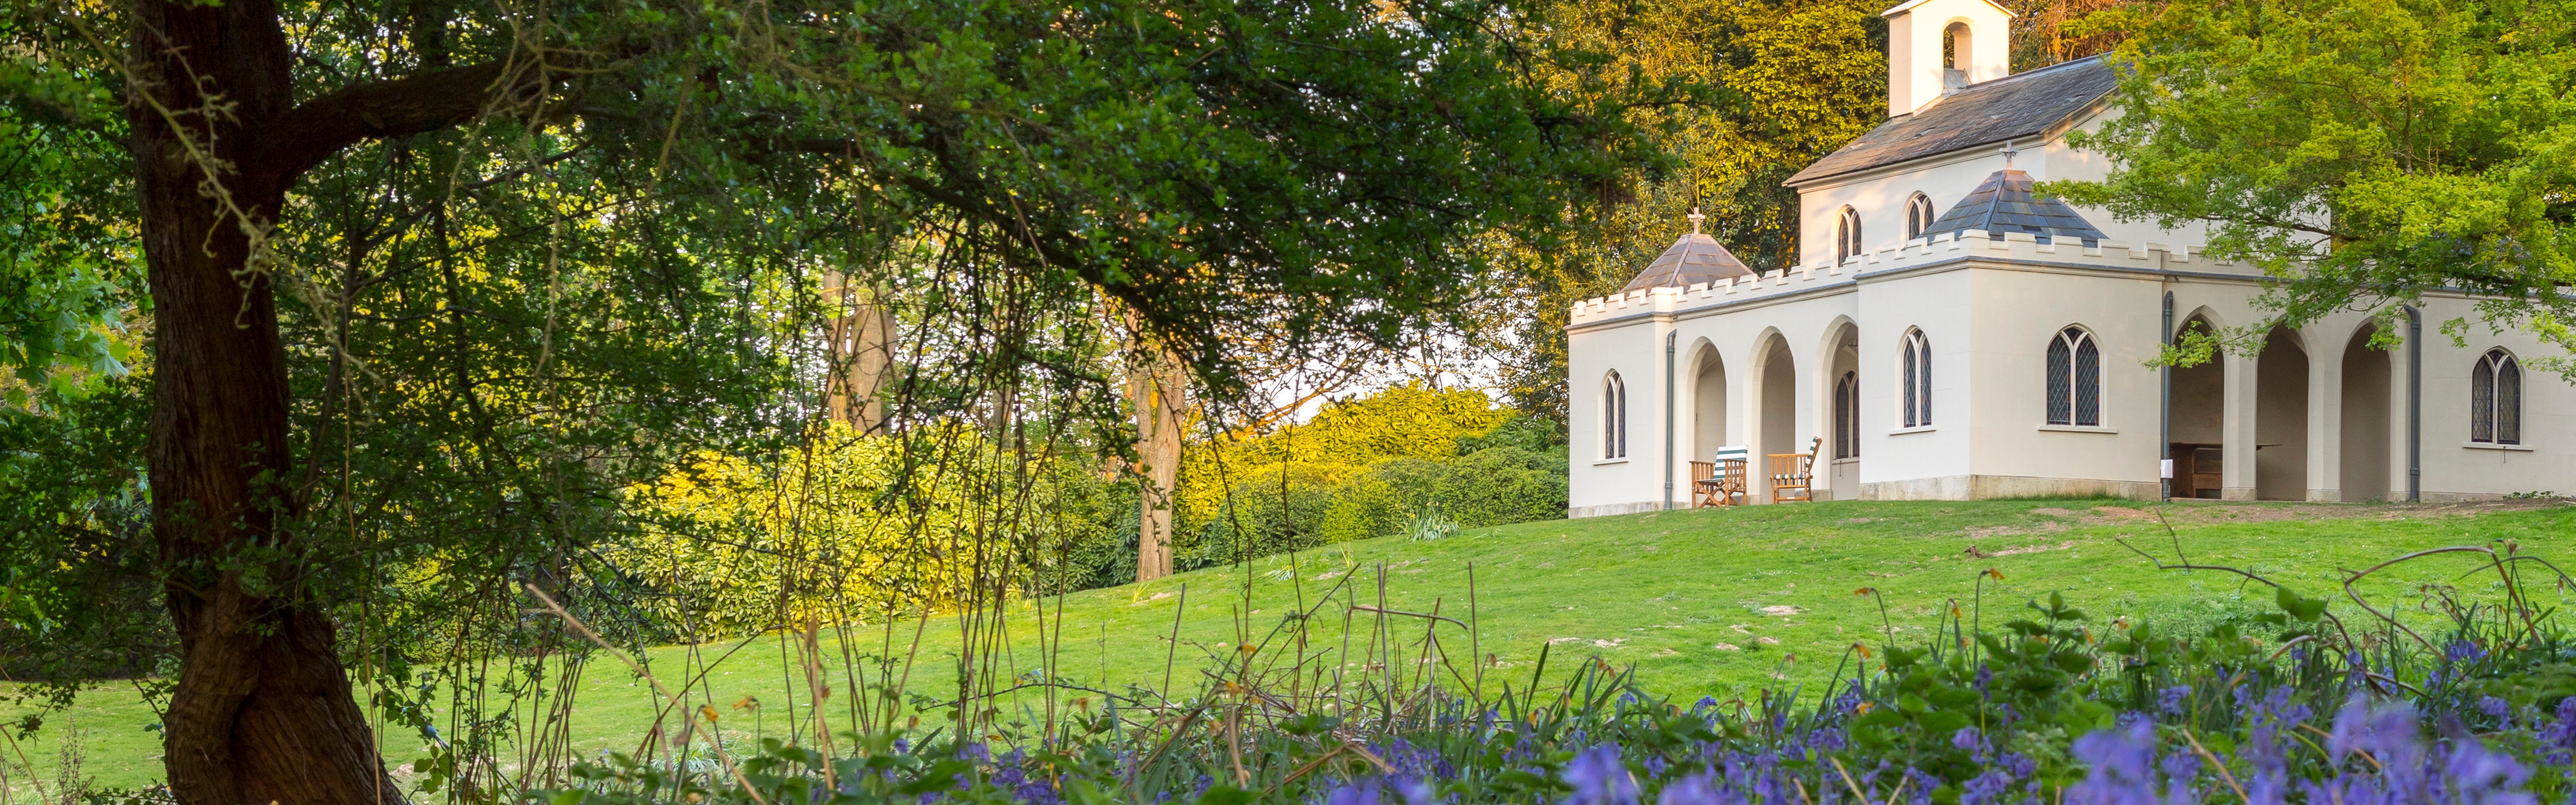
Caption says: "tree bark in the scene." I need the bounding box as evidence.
[1126,338,1187,582]
[126,0,518,800]
[823,272,900,434]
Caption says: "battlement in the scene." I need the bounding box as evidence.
[1567,231,2237,326]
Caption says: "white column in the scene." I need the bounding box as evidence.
[2223,351,2259,500]
[2311,330,2342,502]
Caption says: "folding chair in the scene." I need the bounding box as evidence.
[1694,445,1750,507]
[1769,437,1822,503]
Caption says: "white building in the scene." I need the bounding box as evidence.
[1564,0,2567,516]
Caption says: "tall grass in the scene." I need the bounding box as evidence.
[517,538,2576,805]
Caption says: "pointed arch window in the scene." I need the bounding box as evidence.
[1834,207,1863,265]
[1601,371,1628,458]
[1834,370,1860,458]
[1900,329,1932,428]
[1905,193,1935,241]
[2471,348,2521,445]
[2046,326,2101,426]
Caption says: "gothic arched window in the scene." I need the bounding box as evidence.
[1835,207,1863,265]
[2472,348,2521,445]
[1905,193,1935,241]
[2047,326,2102,426]
[1601,371,1628,458]
[1901,329,1932,428]
[1834,370,1860,458]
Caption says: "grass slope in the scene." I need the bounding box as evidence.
[9,498,2571,793]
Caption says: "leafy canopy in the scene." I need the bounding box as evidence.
[2053,0,2576,368]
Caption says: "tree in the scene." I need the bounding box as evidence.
[1491,0,1889,424]
[3,0,1653,798]
[2050,0,2576,367]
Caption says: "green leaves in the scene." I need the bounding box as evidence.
[2275,585,2330,623]
[2053,0,2576,371]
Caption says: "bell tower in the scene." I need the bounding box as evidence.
[1882,0,2014,116]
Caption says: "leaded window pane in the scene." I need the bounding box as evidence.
[2074,332,2100,427]
[2498,354,2521,445]
[1918,335,1932,426]
[2046,333,2073,425]
[1903,339,1919,428]
[2471,357,2495,442]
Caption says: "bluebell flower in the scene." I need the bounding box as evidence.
[2478,696,2512,721]
[2068,721,2161,805]
[1562,745,1640,805]
[1656,772,1747,805]
[2157,685,2191,717]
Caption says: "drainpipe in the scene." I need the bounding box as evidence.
[1665,330,1678,511]
[2406,305,2422,502]
[2161,292,2174,501]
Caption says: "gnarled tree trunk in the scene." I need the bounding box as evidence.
[127,0,518,799]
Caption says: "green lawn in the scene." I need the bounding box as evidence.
[10,497,2571,795]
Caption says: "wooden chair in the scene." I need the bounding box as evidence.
[1769,437,1823,503]
[1691,446,1750,507]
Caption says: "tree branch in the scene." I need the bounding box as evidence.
[250,60,521,182]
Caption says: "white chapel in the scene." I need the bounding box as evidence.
[1564,0,2568,516]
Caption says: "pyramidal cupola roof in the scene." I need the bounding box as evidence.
[1620,210,1755,293]
[1919,169,2108,246]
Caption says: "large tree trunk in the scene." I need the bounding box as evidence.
[128,0,515,800]
[1126,340,1187,582]
[130,2,402,802]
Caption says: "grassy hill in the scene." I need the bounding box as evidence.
[9,497,2571,793]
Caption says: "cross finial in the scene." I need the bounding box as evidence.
[1686,207,1705,234]
[2000,140,2020,169]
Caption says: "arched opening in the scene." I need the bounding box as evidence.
[1834,207,1862,265]
[1827,324,1860,500]
[2255,325,2309,500]
[2046,326,2101,427]
[2339,325,2391,502]
[1942,22,1973,89]
[1692,343,1728,461]
[2472,348,2523,445]
[1601,371,1627,460]
[1905,193,1934,241]
[2169,315,2224,499]
[1899,328,1932,428]
[1758,335,1798,502]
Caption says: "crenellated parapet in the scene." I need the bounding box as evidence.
[1567,230,2245,326]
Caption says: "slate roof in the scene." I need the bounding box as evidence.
[1784,56,2117,187]
[1620,232,1755,292]
[1919,169,2108,246]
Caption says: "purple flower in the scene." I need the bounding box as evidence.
[1657,772,1747,805]
[2478,696,2512,721]
[1952,727,1986,753]
[2068,721,2161,805]
[2157,685,2191,717]
[1326,781,1384,805]
[1562,745,1640,805]
[2545,696,2576,765]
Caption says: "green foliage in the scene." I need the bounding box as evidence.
[1492,0,1890,423]
[1176,386,1566,568]
[2052,0,2576,371]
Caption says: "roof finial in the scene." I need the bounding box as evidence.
[1999,139,2020,169]
[1686,207,1706,235]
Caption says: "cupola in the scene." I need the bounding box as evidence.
[1619,209,1755,293]
[1881,0,2014,117]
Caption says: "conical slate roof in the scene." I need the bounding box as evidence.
[1919,169,2108,246]
[1620,232,1755,293]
